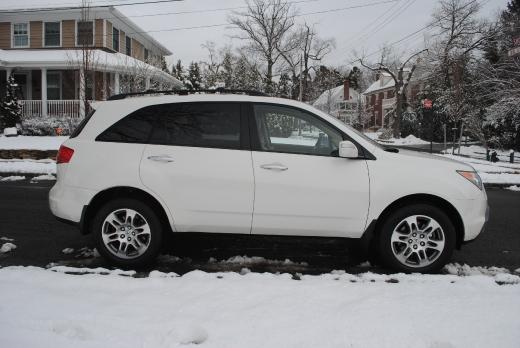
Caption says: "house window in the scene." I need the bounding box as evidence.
[13,23,29,47]
[47,72,62,100]
[112,27,119,52]
[144,48,149,61]
[126,36,132,56]
[77,21,94,46]
[44,22,61,47]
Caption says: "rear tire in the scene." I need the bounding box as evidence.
[378,204,456,273]
[92,198,163,268]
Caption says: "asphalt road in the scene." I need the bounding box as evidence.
[0,180,518,274]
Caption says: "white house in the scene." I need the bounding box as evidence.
[0,6,181,119]
[312,80,362,125]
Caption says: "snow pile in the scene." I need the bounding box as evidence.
[0,175,25,181]
[30,174,56,182]
[0,159,56,174]
[506,185,520,191]
[387,134,430,145]
[0,135,67,150]
[0,242,17,253]
[0,266,519,348]
[363,132,430,145]
[61,248,74,255]
[48,266,136,277]
[212,255,308,267]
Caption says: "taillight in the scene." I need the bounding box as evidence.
[57,145,74,164]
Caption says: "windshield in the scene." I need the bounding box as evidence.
[342,123,385,150]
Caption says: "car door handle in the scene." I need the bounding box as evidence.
[260,163,288,171]
[147,155,174,163]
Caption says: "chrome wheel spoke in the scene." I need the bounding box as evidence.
[101,208,152,260]
[390,214,446,268]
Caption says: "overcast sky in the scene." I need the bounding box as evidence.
[1,0,510,69]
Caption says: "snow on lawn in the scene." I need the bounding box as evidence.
[0,266,519,348]
[506,185,520,191]
[0,135,67,150]
[0,159,56,174]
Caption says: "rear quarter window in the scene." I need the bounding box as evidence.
[96,106,157,143]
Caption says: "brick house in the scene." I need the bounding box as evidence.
[363,71,422,130]
[0,6,180,118]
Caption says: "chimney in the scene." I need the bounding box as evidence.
[343,79,350,100]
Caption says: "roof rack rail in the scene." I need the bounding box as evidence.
[107,88,267,101]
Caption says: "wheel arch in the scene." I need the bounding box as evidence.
[80,186,174,236]
[363,193,465,251]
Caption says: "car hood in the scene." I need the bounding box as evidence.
[385,149,475,170]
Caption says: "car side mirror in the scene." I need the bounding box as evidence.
[339,140,359,158]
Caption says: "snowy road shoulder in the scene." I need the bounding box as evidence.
[0,266,518,348]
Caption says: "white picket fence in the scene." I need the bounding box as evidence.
[20,100,83,119]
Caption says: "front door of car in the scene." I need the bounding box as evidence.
[139,102,254,234]
[250,103,370,238]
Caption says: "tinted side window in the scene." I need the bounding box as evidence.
[150,103,241,149]
[96,107,156,143]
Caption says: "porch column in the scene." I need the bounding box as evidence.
[158,81,163,90]
[41,68,47,117]
[145,76,151,90]
[79,68,85,118]
[114,72,120,95]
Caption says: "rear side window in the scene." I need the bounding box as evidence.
[96,107,156,143]
[150,103,241,149]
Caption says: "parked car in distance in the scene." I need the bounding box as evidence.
[49,90,489,273]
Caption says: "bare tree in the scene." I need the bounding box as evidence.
[359,48,427,137]
[279,22,335,100]
[229,0,296,93]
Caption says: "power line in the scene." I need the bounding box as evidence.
[339,0,402,49]
[343,0,417,53]
[3,0,396,39]
[0,0,185,14]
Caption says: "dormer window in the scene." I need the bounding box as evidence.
[77,21,94,46]
[12,23,29,48]
[44,22,61,47]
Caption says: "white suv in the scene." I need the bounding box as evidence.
[49,91,488,273]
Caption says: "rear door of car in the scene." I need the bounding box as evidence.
[139,102,254,234]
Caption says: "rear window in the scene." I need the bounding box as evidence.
[96,107,156,143]
[70,109,95,138]
[149,102,241,149]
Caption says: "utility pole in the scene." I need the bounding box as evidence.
[298,53,303,102]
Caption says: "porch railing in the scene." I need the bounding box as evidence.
[20,100,83,119]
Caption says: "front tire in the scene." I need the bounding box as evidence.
[92,198,163,268]
[378,204,456,273]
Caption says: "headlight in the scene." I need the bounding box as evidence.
[457,170,483,190]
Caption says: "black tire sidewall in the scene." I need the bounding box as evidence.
[378,204,456,273]
[93,198,163,268]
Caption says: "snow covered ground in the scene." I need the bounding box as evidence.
[0,135,67,150]
[0,265,518,348]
